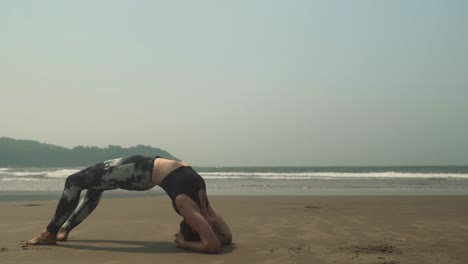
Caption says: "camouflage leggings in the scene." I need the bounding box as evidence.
[46,156,156,234]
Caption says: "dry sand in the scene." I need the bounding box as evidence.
[1,196,468,264]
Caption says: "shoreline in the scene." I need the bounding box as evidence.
[2,189,468,203]
[1,196,468,263]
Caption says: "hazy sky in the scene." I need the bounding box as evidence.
[1,1,467,166]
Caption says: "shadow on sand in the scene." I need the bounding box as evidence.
[57,239,236,254]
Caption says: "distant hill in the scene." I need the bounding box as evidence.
[0,137,179,167]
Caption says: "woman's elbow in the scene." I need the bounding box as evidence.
[203,240,221,254]
[221,234,232,245]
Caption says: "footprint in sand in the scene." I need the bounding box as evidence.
[19,241,51,251]
[339,244,401,263]
[287,244,305,260]
[304,205,320,209]
[382,260,400,264]
[339,244,401,254]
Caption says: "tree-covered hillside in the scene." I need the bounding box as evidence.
[0,137,179,167]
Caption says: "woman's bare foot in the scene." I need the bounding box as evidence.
[27,229,57,245]
[56,228,69,241]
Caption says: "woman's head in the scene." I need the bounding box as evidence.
[180,220,201,242]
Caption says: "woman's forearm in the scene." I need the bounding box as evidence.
[179,240,221,253]
[212,215,232,244]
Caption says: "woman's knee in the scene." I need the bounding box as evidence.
[64,175,80,188]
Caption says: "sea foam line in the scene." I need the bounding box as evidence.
[2,169,468,180]
[1,177,53,182]
[200,172,468,179]
[0,169,79,178]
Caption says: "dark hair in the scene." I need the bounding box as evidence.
[180,220,201,242]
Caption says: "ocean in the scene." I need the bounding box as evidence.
[1,166,468,202]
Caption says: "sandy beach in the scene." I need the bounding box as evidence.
[1,196,468,264]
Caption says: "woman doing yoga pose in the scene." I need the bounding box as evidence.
[27,155,232,254]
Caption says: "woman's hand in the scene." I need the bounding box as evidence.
[174,232,185,248]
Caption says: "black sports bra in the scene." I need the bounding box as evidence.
[159,166,207,214]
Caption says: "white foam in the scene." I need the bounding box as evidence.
[1,177,52,182]
[200,172,468,179]
[0,171,45,177]
[0,169,79,178]
[46,169,79,178]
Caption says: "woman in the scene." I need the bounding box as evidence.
[28,155,232,253]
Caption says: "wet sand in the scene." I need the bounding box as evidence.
[1,196,468,264]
